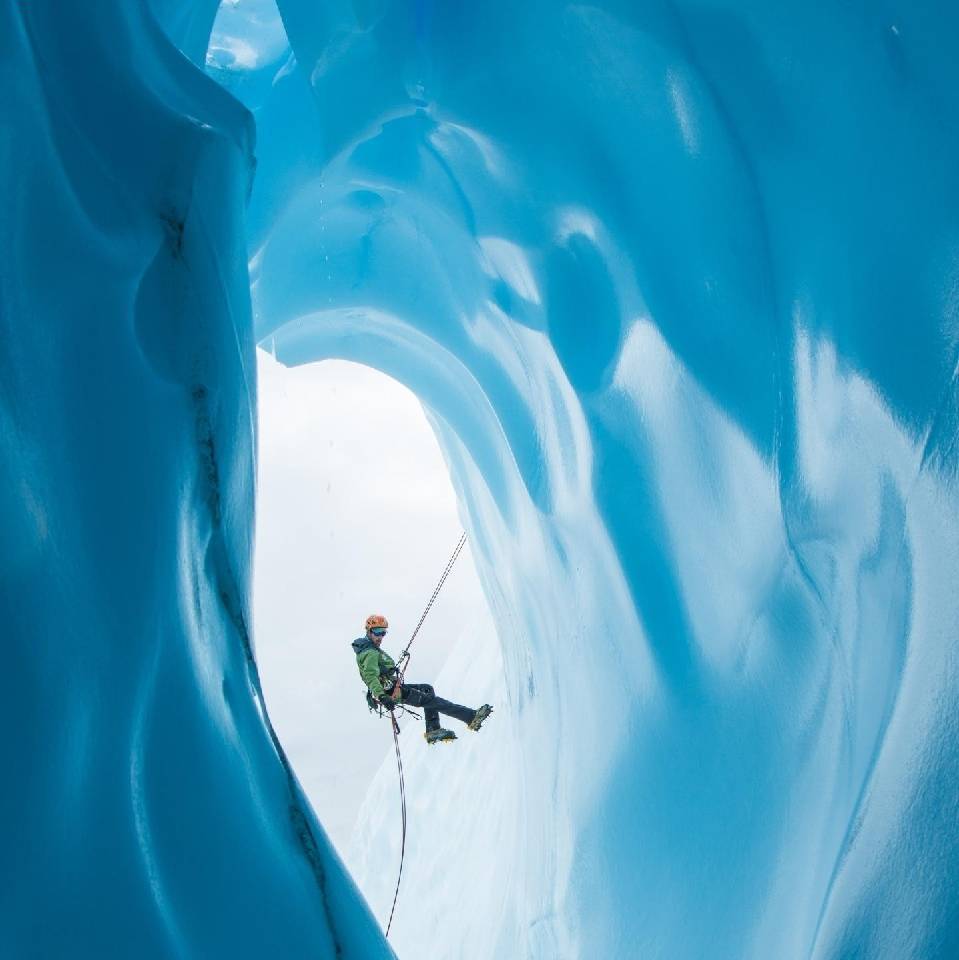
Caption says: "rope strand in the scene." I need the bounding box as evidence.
[385,714,407,938]
[398,531,467,681]
[383,530,467,938]
[382,531,467,938]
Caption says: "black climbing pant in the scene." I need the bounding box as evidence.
[400,683,475,731]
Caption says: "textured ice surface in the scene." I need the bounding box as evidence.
[242,0,959,960]
[3,1,959,958]
[237,2,959,957]
[0,2,391,957]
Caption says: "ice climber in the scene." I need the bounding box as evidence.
[354,614,493,744]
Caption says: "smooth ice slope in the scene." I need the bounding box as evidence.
[0,2,392,957]
[240,2,959,958]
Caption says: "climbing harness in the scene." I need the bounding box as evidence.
[379,530,468,938]
[366,689,421,722]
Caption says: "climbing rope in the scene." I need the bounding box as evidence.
[382,531,468,938]
[396,530,468,683]
[385,711,407,938]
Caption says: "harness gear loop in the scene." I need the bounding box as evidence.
[366,689,421,721]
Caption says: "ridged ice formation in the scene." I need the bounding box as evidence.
[249,3,959,957]
[1,1,391,956]
[3,2,959,958]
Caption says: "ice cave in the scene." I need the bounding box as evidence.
[2,1,958,957]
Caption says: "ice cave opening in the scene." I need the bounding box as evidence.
[251,349,500,866]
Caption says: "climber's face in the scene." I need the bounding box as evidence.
[370,627,388,647]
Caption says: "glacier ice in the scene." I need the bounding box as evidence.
[1,1,390,957]
[3,1,959,958]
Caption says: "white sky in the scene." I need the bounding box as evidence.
[252,349,491,856]
[206,0,289,71]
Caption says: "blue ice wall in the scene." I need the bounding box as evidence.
[0,2,392,957]
[4,1,959,958]
[244,2,959,958]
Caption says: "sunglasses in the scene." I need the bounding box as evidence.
[371,627,388,637]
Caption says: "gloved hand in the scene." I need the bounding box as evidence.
[378,694,396,710]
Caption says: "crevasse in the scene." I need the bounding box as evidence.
[2,2,958,959]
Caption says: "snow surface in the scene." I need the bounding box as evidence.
[3,1,959,958]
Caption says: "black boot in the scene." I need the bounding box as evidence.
[468,704,493,732]
[424,727,457,745]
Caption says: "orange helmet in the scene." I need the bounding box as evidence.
[365,614,389,631]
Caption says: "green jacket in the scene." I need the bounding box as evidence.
[352,637,402,700]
